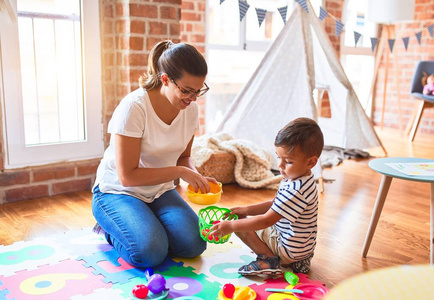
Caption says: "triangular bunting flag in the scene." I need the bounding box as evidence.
[428,24,434,38]
[370,37,378,52]
[388,39,395,53]
[415,31,422,45]
[238,0,250,22]
[255,8,267,27]
[335,20,344,38]
[295,0,309,13]
[220,0,225,4]
[319,6,328,21]
[402,37,410,51]
[277,6,288,25]
[354,31,361,46]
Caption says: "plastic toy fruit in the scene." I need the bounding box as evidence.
[147,274,166,294]
[132,284,149,299]
[223,283,235,298]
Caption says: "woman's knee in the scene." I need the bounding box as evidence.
[171,232,207,258]
[125,235,170,268]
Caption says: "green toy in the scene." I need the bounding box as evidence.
[198,206,238,244]
[284,271,299,286]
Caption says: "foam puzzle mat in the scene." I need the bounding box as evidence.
[0,228,327,299]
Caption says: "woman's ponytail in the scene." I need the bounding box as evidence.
[139,40,173,90]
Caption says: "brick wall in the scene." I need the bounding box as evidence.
[324,0,344,55]
[0,0,183,204]
[101,0,182,147]
[180,0,207,134]
[372,0,434,133]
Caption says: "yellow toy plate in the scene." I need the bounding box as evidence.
[217,286,257,300]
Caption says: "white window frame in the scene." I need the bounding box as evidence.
[0,0,103,169]
[206,0,294,52]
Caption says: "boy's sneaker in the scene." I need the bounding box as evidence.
[92,223,106,235]
[289,253,314,274]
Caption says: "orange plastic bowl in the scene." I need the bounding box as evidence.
[186,182,222,205]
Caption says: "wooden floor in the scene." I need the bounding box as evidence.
[0,127,432,288]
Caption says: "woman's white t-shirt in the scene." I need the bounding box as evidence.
[94,88,199,203]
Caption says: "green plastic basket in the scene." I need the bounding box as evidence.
[198,205,238,244]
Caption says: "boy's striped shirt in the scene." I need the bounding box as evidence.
[271,173,318,260]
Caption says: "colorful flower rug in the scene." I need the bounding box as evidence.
[0,228,327,299]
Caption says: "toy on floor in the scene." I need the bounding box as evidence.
[198,206,238,244]
[284,271,299,286]
[130,268,168,299]
[265,288,303,294]
[132,284,149,299]
[223,283,235,298]
[217,285,257,300]
[291,283,328,300]
[145,268,167,294]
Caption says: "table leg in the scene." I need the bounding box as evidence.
[431,183,434,264]
[362,175,393,257]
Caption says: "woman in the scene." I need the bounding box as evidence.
[92,40,215,268]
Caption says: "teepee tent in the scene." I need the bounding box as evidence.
[216,0,385,170]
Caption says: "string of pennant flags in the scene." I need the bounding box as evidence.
[222,0,434,53]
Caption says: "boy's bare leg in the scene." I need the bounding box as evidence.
[236,231,274,255]
[235,231,281,272]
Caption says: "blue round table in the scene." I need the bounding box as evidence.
[363,157,434,264]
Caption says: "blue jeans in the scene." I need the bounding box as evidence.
[92,186,206,268]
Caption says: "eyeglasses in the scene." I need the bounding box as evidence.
[170,78,210,98]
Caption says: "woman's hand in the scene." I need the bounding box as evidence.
[180,167,213,193]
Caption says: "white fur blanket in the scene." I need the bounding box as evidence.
[192,133,282,189]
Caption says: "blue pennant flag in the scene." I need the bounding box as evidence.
[278,6,288,25]
[415,31,422,45]
[370,37,378,52]
[220,0,225,4]
[428,24,434,38]
[319,6,328,21]
[402,37,410,51]
[354,31,361,46]
[238,0,250,21]
[295,0,309,13]
[388,39,395,53]
[335,20,344,38]
[255,8,267,27]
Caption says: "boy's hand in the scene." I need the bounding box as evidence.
[229,207,248,219]
[209,221,233,237]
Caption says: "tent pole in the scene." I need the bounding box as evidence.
[367,26,387,120]
[380,27,390,130]
[391,26,404,132]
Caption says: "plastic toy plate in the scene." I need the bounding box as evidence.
[217,286,257,300]
[293,283,328,300]
[129,289,169,300]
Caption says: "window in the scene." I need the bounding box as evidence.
[340,0,377,114]
[0,0,103,168]
[206,0,322,132]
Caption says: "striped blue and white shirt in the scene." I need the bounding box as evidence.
[271,174,318,260]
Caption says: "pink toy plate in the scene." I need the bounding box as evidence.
[293,283,328,300]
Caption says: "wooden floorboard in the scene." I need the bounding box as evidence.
[0,126,432,288]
